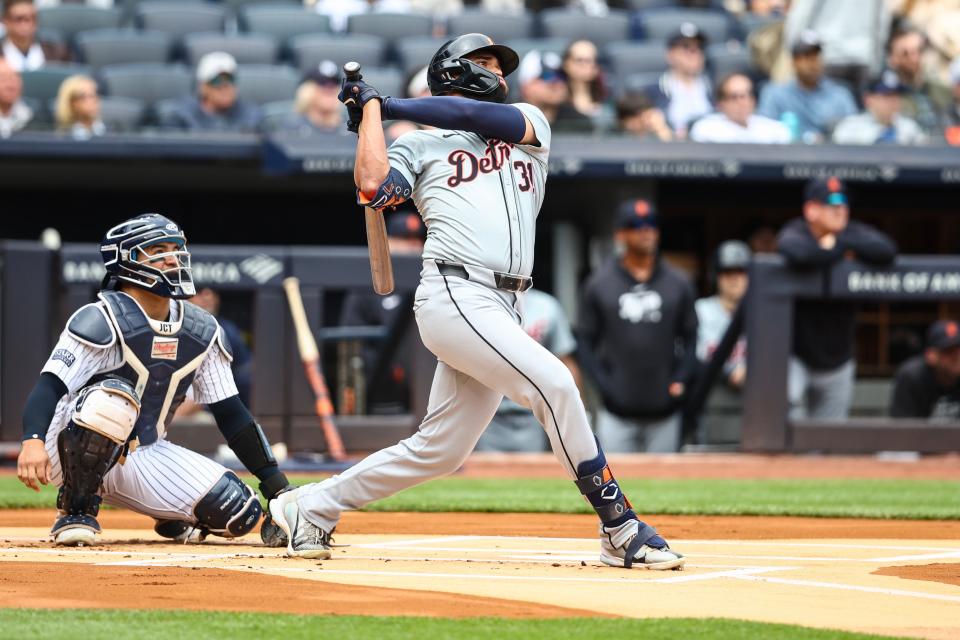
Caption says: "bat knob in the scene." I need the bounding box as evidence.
[343,61,361,80]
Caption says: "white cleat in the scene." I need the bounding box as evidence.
[268,488,333,560]
[599,519,686,570]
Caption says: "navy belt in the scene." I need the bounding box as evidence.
[437,262,533,293]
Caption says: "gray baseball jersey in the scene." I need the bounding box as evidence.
[297,103,604,532]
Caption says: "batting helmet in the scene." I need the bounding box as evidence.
[427,33,519,103]
[100,214,196,299]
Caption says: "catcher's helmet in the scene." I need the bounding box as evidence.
[427,33,519,103]
[100,214,195,299]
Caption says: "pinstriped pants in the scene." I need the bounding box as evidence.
[297,260,600,532]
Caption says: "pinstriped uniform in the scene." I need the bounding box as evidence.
[40,298,238,522]
[297,104,601,532]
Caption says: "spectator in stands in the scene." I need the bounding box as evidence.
[696,240,751,390]
[758,30,858,142]
[475,288,581,452]
[54,74,104,140]
[946,56,960,145]
[616,91,673,141]
[578,199,698,452]
[832,70,926,145]
[339,211,426,414]
[890,319,960,420]
[163,52,262,133]
[778,176,896,420]
[308,0,412,32]
[886,27,951,136]
[283,60,346,136]
[890,0,960,87]
[560,39,613,133]
[690,72,791,143]
[649,22,713,138]
[1,0,68,72]
[35,0,114,6]
[517,50,591,133]
[0,57,31,137]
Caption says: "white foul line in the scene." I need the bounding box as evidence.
[733,574,960,603]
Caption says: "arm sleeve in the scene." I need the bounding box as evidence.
[777,221,843,267]
[192,342,240,405]
[207,395,289,497]
[382,96,527,143]
[21,372,68,442]
[839,222,897,265]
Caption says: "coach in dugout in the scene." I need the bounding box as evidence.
[890,320,960,420]
[778,176,896,420]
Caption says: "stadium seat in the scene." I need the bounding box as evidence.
[505,37,570,65]
[235,64,301,105]
[37,6,122,45]
[347,13,433,40]
[353,66,404,101]
[539,8,631,44]
[617,70,663,97]
[707,41,753,80]
[259,99,295,133]
[21,64,92,103]
[183,33,279,66]
[289,33,387,75]
[605,41,668,79]
[100,63,193,106]
[240,6,332,48]
[637,8,736,44]
[76,29,172,70]
[98,96,147,132]
[395,36,447,77]
[446,9,535,43]
[137,2,227,40]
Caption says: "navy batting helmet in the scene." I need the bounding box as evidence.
[100,214,195,299]
[427,33,519,103]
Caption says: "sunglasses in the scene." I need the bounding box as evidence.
[207,74,235,87]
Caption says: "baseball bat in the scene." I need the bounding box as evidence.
[344,60,395,296]
[282,277,347,461]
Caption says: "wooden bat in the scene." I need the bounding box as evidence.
[282,277,347,461]
[344,60,395,296]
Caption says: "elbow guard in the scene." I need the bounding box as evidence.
[357,167,413,211]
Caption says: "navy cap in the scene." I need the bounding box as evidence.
[866,69,908,95]
[804,176,847,206]
[305,59,340,87]
[927,320,960,350]
[386,212,426,240]
[791,29,823,57]
[667,22,707,49]
[617,199,659,229]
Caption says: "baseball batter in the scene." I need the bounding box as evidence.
[271,34,685,570]
[16,214,292,546]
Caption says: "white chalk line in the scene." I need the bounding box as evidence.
[733,574,960,604]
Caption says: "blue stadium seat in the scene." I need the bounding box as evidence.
[446,10,534,43]
[707,41,754,81]
[240,5,332,51]
[395,36,447,76]
[98,96,147,132]
[604,40,668,79]
[137,2,227,40]
[539,8,631,44]
[617,71,663,98]
[76,29,172,70]
[100,62,193,107]
[235,64,301,105]
[259,99,295,133]
[288,33,387,75]
[347,13,433,40]
[37,6,123,45]
[636,8,736,44]
[354,66,404,101]
[21,63,92,103]
[183,32,279,66]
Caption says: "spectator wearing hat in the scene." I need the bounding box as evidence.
[339,211,427,414]
[778,176,897,420]
[696,240,751,390]
[560,39,613,133]
[946,56,960,145]
[890,320,960,420]
[0,57,32,137]
[578,199,698,452]
[517,49,591,133]
[647,22,714,138]
[163,52,262,133]
[283,60,348,135]
[832,71,925,145]
[616,91,673,141]
[0,0,69,72]
[691,72,791,143]
[886,27,951,136]
[758,30,858,142]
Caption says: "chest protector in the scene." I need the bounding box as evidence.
[93,291,218,445]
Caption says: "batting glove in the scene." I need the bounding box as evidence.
[339,78,381,109]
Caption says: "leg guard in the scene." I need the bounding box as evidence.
[194,471,263,538]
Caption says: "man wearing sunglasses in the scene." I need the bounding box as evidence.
[0,0,69,72]
[163,51,262,133]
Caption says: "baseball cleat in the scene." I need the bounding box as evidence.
[599,519,685,570]
[154,519,208,544]
[268,488,332,559]
[52,513,100,547]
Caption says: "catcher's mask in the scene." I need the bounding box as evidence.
[100,214,195,299]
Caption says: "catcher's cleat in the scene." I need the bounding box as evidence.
[52,513,100,547]
[268,488,332,559]
[154,519,208,544]
[599,518,685,570]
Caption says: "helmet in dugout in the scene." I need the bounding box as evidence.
[427,33,519,103]
[100,214,195,299]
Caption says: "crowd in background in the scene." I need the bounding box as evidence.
[1,0,960,145]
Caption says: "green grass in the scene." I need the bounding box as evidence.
[2,475,958,519]
[5,610,912,640]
